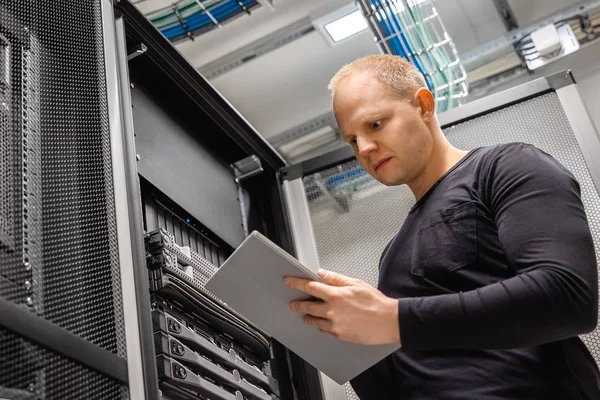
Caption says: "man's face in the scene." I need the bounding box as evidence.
[333,72,434,186]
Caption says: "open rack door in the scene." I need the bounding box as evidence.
[281,70,600,400]
[114,1,327,399]
[0,0,146,399]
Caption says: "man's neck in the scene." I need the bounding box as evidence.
[408,141,468,202]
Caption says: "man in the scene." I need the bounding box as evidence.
[284,54,600,399]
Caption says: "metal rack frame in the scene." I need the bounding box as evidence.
[114,1,325,399]
[0,0,144,397]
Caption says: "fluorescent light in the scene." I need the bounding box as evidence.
[324,10,368,42]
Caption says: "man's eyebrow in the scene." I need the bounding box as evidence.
[362,113,383,122]
[340,131,354,141]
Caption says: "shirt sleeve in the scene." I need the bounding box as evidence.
[397,143,598,350]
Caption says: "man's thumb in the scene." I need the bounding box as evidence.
[318,269,355,287]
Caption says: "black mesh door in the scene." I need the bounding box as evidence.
[0,0,129,398]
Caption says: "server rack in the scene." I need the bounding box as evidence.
[0,0,325,399]
[0,0,144,398]
[281,70,600,400]
[114,1,325,400]
[4,3,598,400]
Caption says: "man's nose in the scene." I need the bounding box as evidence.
[357,136,377,156]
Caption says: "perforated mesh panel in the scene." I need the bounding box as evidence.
[39,0,127,357]
[0,34,12,250]
[0,0,128,397]
[303,92,600,399]
[0,328,128,399]
[0,19,24,305]
[303,164,412,288]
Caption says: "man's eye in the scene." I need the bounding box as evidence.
[370,121,381,129]
[349,138,357,145]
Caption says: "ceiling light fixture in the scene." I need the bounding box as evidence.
[313,0,431,46]
[324,10,369,42]
[311,2,371,46]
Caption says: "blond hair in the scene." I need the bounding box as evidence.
[328,54,427,99]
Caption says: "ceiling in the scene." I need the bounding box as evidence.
[508,0,581,25]
[133,0,598,162]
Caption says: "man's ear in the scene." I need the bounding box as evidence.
[414,88,436,122]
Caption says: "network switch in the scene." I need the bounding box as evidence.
[152,308,277,394]
[155,332,274,400]
[145,229,280,400]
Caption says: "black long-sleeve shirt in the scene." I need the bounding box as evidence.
[350,143,600,400]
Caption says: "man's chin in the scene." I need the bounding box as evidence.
[366,166,404,186]
[375,175,404,187]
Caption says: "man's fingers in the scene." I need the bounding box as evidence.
[303,315,332,332]
[290,299,328,318]
[318,269,356,287]
[319,329,338,339]
[284,277,336,300]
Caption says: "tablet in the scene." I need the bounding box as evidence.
[204,230,400,385]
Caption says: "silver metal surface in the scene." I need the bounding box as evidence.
[546,69,579,90]
[438,72,556,127]
[116,12,161,399]
[282,178,347,400]
[100,0,145,398]
[238,185,249,237]
[127,43,147,61]
[320,374,348,400]
[282,179,320,273]
[233,155,264,183]
[21,31,42,315]
[556,84,600,195]
[233,155,263,236]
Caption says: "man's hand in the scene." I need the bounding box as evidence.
[284,269,400,345]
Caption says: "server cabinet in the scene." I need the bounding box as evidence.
[0,0,325,398]
[114,2,325,400]
[281,71,600,400]
[0,0,144,399]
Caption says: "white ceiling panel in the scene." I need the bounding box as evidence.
[209,29,378,138]
[179,0,512,141]
[433,0,506,52]
[133,0,173,15]
[508,0,581,26]
[175,0,352,68]
[169,0,508,67]
[137,0,594,154]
